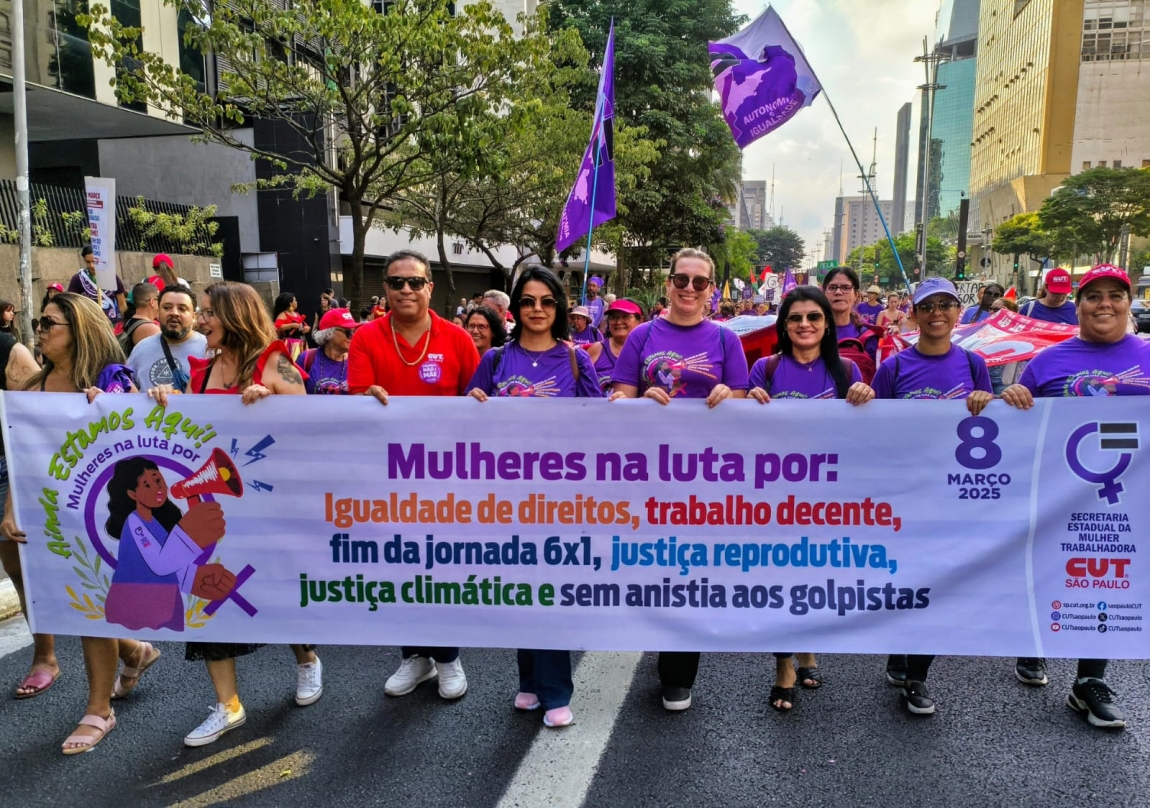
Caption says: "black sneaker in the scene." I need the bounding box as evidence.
[885,654,908,686]
[1068,678,1126,729]
[661,687,692,712]
[1015,657,1048,686]
[903,680,935,715]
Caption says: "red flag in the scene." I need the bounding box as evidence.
[891,309,1076,366]
[759,265,772,282]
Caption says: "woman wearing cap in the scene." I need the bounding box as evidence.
[296,309,362,394]
[146,254,185,292]
[568,306,598,345]
[585,298,643,392]
[1019,268,1078,325]
[41,282,65,311]
[871,276,993,717]
[821,267,883,381]
[748,286,873,711]
[1000,264,1145,730]
[466,266,600,729]
[609,248,749,712]
[857,285,885,324]
[149,281,323,746]
[960,283,1005,324]
[464,305,506,356]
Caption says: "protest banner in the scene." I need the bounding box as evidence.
[893,309,1079,366]
[3,393,1145,658]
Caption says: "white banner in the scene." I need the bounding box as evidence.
[2,393,1146,657]
[84,176,117,293]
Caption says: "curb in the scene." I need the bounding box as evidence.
[0,578,20,622]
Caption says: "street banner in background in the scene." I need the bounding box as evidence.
[709,6,822,149]
[3,394,1147,658]
[83,176,117,294]
[555,21,616,254]
[892,309,1079,366]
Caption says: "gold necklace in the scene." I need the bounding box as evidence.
[391,317,432,366]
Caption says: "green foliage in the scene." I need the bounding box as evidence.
[126,198,223,257]
[31,198,54,247]
[1038,167,1150,263]
[744,226,805,272]
[709,228,758,283]
[848,232,950,282]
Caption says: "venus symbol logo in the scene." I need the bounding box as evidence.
[1064,422,1139,505]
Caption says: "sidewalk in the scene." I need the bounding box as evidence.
[0,571,18,622]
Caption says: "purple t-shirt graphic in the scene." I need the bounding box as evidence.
[468,342,602,399]
[1018,335,1150,398]
[872,345,991,400]
[612,319,749,398]
[749,355,863,399]
[570,325,599,346]
[856,302,884,325]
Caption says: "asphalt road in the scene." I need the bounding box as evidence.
[0,620,1147,808]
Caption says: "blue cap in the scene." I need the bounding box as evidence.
[912,277,961,306]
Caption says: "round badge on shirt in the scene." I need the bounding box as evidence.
[419,361,442,384]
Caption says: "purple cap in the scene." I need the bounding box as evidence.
[912,277,961,306]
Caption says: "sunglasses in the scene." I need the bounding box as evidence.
[36,316,69,333]
[519,296,558,311]
[914,299,960,314]
[384,276,429,291]
[337,328,355,338]
[669,273,713,292]
[785,311,825,325]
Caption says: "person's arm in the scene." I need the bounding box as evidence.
[575,350,604,398]
[5,343,39,390]
[871,361,894,400]
[456,331,480,395]
[1,489,26,543]
[133,321,161,343]
[466,349,497,401]
[585,342,603,363]
[607,324,646,401]
[124,514,202,581]
[114,277,127,318]
[252,350,306,398]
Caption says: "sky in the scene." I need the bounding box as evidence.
[729,0,941,264]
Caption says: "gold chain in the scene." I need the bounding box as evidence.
[390,316,433,366]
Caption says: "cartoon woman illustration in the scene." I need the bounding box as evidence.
[103,457,235,632]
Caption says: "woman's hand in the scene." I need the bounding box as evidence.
[704,384,733,409]
[84,387,102,404]
[846,382,875,406]
[365,385,389,405]
[749,387,771,405]
[147,384,180,408]
[643,387,672,406]
[468,389,489,402]
[966,390,994,416]
[241,383,271,405]
[1,500,26,543]
[1000,384,1034,410]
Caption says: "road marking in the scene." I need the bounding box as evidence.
[0,614,32,660]
[153,738,274,785]
[497,652,642,808]
[166,750,315,808]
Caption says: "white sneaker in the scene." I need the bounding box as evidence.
[296,656,323,706]
[437,659,468,700]
[384,656,437,697]
[184,704,246,747]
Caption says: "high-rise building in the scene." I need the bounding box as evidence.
[969,0,1084,282]
[730,180,772,231]
[831,196,896,265]
[892,102,913,236]
[1071,0,1150,173]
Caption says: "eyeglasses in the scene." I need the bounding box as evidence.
[519,296,558,311]
[384,276,430,292]
[825,284,855,294]
[785,311,825,325]
[466,322,491,332]
[669,273,713,292]
[914,299,960,314]
[36,316,69,333]
[1081,290,1130,305]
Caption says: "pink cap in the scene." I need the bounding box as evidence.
[1076,264,1131,300]
[605,298,643,317]
[1044,267,1072,295]
[318,308,362,330]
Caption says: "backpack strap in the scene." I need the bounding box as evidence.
[491,346,505,377]
[763,353,782,395]
[892,353,901,393]
[566,343,579,383]
[963,347,978,388]
[301,349,318,374]
[1020,300,1035,317]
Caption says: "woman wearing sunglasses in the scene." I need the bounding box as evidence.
[871,277,993,717]
[747,286,873,712]
[466,266,600,728]
[0,293,158,754]
[610,248,749,712]
[296,308,363,395]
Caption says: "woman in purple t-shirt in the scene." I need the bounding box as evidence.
[821,268,882,380]
[585,298,643,392]
[748,287,873,711]
[467,267,601,729]
[609,248,749,713]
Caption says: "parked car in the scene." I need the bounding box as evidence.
[1131,299,1150,333]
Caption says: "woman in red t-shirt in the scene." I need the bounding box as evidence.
[273,292,310,361]
[151,281,320,747]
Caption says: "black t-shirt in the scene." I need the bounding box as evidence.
[0,331,15,460]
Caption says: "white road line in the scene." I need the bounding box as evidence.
[0,614,32,660]
[497,652,642,808]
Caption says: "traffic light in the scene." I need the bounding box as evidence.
[956,258,966,281]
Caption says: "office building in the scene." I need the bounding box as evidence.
[831,196,896,265]
[892,102,913,236]
[729,180,772,231]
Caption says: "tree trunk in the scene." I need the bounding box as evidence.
[347,193,368,313]
[436,225,456,316]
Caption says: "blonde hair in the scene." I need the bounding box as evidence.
[668,248,715,279]
[203,281,277,388]
[24,293,126,391]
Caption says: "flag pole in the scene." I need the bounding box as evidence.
[580,113,601,307]
[771,12,912,294]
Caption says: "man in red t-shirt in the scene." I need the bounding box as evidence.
[347,249,478,700]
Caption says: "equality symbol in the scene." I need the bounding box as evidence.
[1064,422,1139,505]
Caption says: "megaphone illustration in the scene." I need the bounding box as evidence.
[172,448,243,505]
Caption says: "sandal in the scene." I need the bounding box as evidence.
[112,642,161,699]
[769,685,795,712]
[14,667,61,700]
[797,666,824,690]
[62,711,116,755]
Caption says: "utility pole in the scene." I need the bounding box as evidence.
[11,0,35,347]
[1118,223,1131,270]
[914,38,947,278]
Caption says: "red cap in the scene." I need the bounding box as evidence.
[318,308,362,331]
[1076,264,1131,300]
[1044,267,1072,295]
[47,282,64,292]
[152,253,174,269]
[605,298,644,317]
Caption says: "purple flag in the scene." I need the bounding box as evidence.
[781,268,797,296]
[709,6,822,150]
[556,22,616,254]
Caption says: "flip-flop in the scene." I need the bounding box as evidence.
[112,642,161,699]
[14,668,61,700]
[62,711,116,755]
[797,666,824,690]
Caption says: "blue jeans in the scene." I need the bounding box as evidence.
[517,649,573,710]
[402,647,458,664]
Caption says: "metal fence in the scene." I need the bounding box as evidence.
[0,179,218,257]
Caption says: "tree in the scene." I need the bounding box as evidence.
[708,227,758,286]
[847,232,948,283]
[745,226,805,273]
[1038,167,1150,264]
[991,212,1052,288]
[83,0,560,308]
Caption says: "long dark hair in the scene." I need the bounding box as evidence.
[105,457,183,540]
[273,293,296,319]
[775,287,850,399]
[509,266,569,343]
[466,305,507,348]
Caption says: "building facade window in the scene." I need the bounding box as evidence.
[110,0,146,111]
